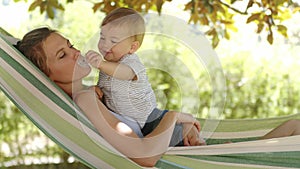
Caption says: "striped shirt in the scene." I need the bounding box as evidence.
[98,53,157,127]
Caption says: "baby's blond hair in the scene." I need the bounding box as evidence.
[101,7,145,45]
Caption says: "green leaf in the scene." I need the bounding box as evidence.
[188,13,200,24]
[267,31,273,44]
[200,15,209,25]
[212,34,219,48]
[226,24,238,32]
[293,7,300,13]
[57,4,65,11]
[274,0,286,6]
[156,0,164,14]
[257,23,264,33]
[246,0,254,9]
[277,25,288,37]
[246,13,261,23]
[224,30,230,39]
[46,6,54,19]
[50,0,65,11]
[28,1,41,11]
[206,28,216,36]
[40,2,46,14]
[231,0,238,4]
[92,3,102,13]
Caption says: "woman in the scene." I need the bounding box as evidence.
[15,27,202,167]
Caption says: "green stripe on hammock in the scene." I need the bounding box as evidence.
[160,155,261,169]
[181,151,300,168]
[199,114,300,133]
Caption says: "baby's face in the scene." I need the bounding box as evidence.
[98,24,134,62]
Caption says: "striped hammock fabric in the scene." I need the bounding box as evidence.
[1,30,300,169]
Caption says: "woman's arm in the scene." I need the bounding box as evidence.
[260,119,300,139]
[74,90,177,166]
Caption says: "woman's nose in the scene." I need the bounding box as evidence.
[73,50,81,60]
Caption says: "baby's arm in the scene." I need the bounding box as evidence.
[86,50,136,80]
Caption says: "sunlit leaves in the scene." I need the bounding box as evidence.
[28,0,64,19]
[293,7,300,13]
[91,0,171,14]
[184,0,234,47]
[20,0,297,47]
[206,28,220,48]
[274,0,287,6]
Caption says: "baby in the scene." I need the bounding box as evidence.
[86,7,205,146]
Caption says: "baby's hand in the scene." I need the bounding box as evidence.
[88,86,103,101]
[86,50,104,69]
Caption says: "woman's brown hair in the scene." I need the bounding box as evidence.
[16,27,56,75]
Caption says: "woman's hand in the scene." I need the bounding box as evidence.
[176,112,206,146]
[88,86,103,101]
[182,123,200,146]
[176,113,198,125]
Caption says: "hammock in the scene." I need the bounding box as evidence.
[1,28,300,169]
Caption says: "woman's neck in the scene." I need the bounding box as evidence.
[56,80,84,98]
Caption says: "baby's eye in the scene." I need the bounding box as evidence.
[111,38,120,43]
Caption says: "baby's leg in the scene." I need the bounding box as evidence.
[261,119,300,139]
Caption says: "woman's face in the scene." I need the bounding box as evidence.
[43,33,91,86]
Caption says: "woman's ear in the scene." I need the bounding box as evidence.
[129,41,140,54]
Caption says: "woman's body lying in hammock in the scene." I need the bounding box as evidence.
[261,119,300,139]
[15,27,300,167]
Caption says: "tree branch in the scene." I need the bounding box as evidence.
[217,0,248,15]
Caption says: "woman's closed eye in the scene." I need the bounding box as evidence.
[58,52,66,59]
[58,45,75,59]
